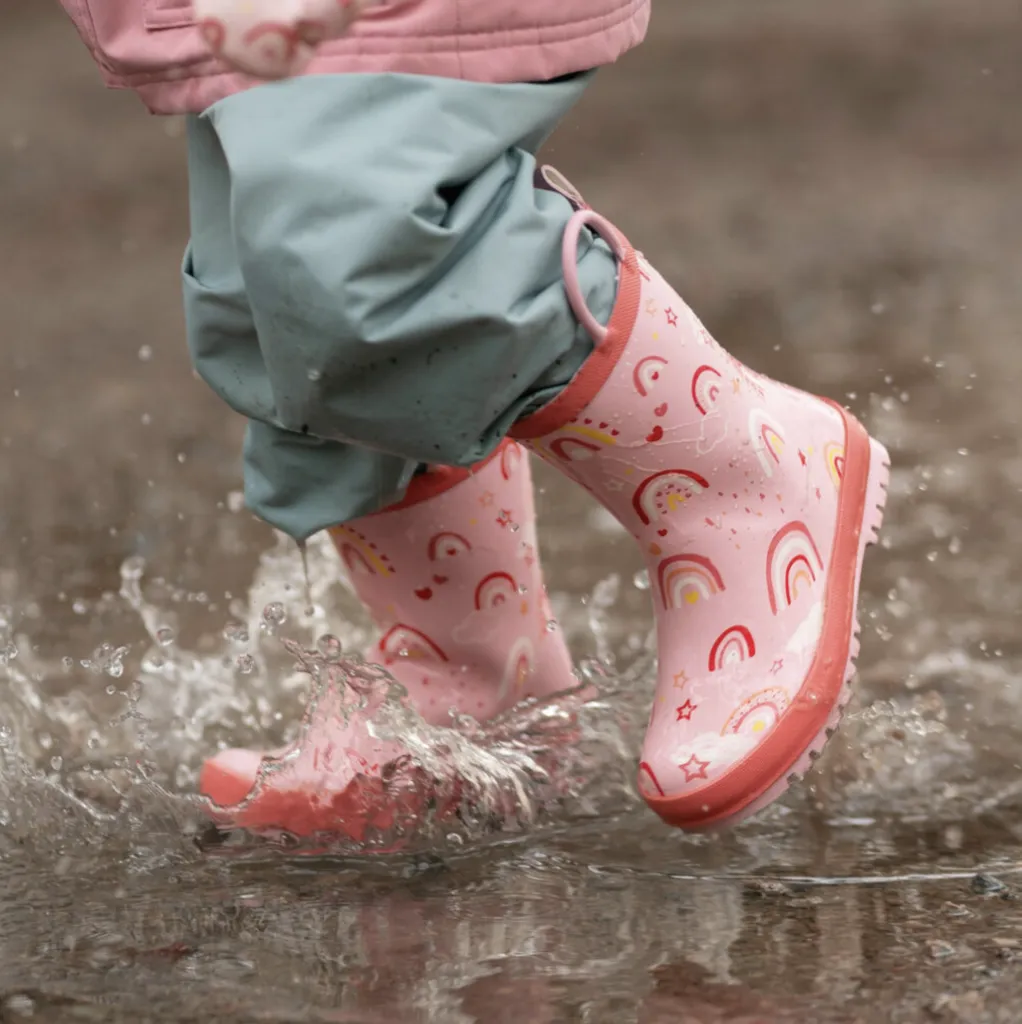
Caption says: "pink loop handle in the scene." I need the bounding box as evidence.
[562,210,627,347]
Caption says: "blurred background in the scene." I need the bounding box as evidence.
[3,2,1022,1022]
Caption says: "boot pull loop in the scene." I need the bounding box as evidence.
[562,210,628,347]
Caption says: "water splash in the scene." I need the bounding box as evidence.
[0,513,1014,864]
[0,533,640,860]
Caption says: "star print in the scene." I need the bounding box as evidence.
[679,754,710,782]
[665,307,679,327]
[672,670,689,690]
[815,487,822,500]
[676,700,697,722]
[496,509,513,528]
[769,658,784,675]
[520,543,536,567]
[479,491,495,507]
[798,449,807,466]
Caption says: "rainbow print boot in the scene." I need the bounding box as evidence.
[511,207,890,830]
[199,440,577,838]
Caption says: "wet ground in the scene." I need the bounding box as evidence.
[4,1,1022,1020]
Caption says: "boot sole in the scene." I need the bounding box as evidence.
[644,403,890,830]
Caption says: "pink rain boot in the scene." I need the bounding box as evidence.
[511,206,890,831]
[199,440,578,838]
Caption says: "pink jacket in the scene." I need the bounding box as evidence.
[60,0,651,115]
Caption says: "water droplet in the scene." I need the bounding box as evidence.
[49,755,63,772]
[296,538,314,615]
[156,626,175,646]
[227,490,246,513]
[138,344,152,361]
[72,599,88,615]
[236,654,256,675]
[62,656,74,671]
[317,634,343,661]
[262,602,287,628]
[546,620,559,633]
[223,622,249,645]
[517,584,528,595]
[307,368,322,382]
[633,570,650,591]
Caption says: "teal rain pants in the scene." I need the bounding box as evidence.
[183,72,618,539]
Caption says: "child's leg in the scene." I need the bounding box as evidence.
[182,72,618,540]
[184,98,587,832]
[182,73,887,835]
[326,442,574,725]
[200,440,578,833]
[511,210,889,831]
[242,427,577,721]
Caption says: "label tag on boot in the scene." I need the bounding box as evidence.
[535,165,590,212]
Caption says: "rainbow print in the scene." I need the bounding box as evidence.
[657,553,726,610]
[475,571,518,610]
[427,531,472,561]
[766,521,824,614]
[721,687,790,736]
[500,442,523,481]
[498,636,535,702]
[378,624,448,665]
[332,525,394,578]
[638,761,666,797]
[824,442,845,489]
[633,356,669,397]
[691,364,724,416]
[708,625,757,672]
[548,420,620,463]
[748,409,786,478]
[632,469,711,526]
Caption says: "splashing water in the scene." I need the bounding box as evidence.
[0,467,1017,866]
[0,534,641,861]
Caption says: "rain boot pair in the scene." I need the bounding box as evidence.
[201,182,888,836]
